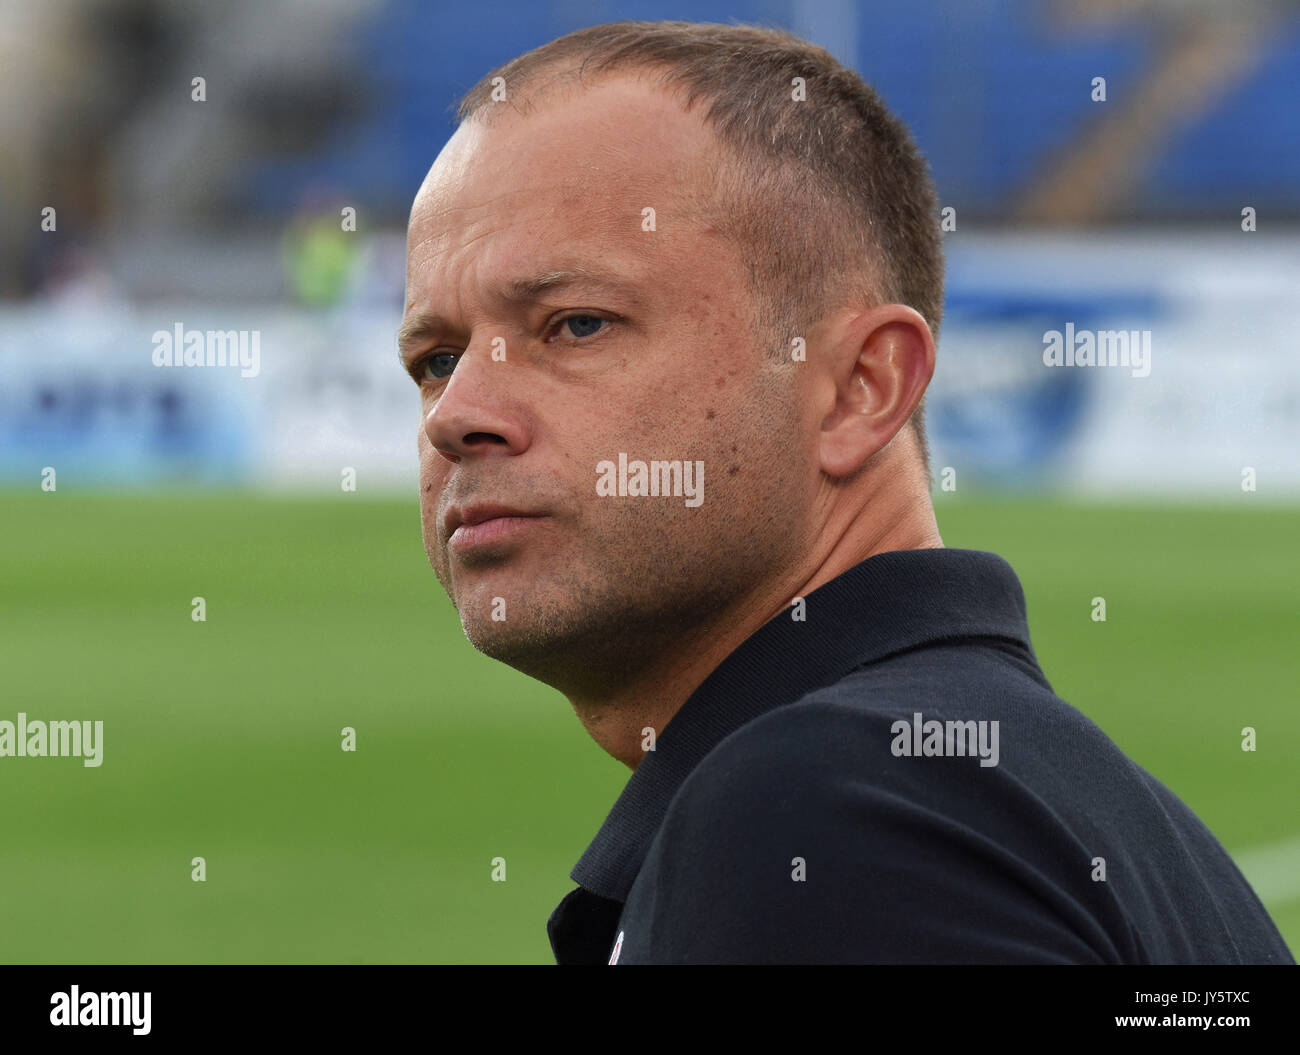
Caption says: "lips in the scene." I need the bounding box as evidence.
[443,503,545,542]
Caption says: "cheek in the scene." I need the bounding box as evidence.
[416,407,445,471]
[417,443,450,523]
[419,459,448,498]
[714,370,803,479]
[416,429,431,483]
[416,402,434,452]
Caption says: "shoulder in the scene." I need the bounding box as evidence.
[621,694,1128,963]
[659,693,990,856]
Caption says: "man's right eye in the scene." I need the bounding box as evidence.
[419,353,459,381]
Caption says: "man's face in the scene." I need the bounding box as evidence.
[402,73,818,692]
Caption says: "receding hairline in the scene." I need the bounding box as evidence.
[457,58,877,316]
[454,62,740,215]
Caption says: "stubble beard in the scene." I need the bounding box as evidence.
[430,490,801,703]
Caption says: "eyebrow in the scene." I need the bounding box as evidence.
[502,266,639,302]
[397,265,643,362]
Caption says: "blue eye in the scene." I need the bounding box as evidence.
[562,315,606,338]
[413,315,609,383]
[421,352,459,380]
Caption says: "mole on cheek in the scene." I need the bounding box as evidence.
[705,408,716,420]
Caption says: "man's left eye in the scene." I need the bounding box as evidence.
[560,315,607,339]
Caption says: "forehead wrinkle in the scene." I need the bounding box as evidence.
[416,192,530,232]
[407,216,509,272]
[407,192,651,302]
[408,191,634,287]
[406,183,531,266]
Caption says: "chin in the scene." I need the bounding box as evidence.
[460,616,545,668]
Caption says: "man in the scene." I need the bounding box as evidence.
[399,21,1293,964]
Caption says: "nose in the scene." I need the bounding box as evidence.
[423,344,530,463]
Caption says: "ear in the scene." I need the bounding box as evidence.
[817,303,935,479]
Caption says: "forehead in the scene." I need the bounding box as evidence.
[406,73,724,276]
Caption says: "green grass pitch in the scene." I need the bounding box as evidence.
[1,491,1295,962]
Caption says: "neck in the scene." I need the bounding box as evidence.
[569,444,942,769]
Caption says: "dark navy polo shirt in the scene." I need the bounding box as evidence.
[547,548,1294,965]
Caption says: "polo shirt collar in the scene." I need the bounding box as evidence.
[568,547,1035,903]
